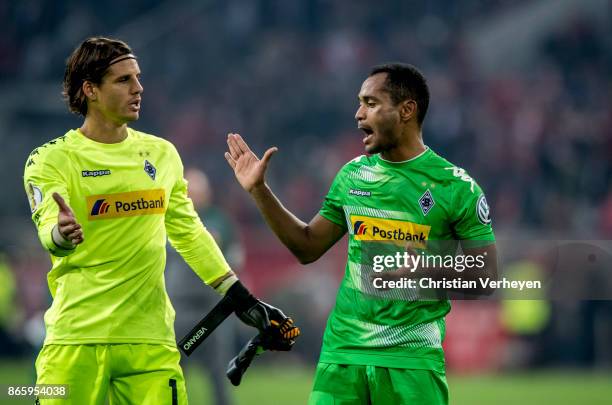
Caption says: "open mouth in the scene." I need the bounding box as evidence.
[359,126,374,143]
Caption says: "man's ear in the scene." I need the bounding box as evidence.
[82,81,97,101]
[399,100,417,122]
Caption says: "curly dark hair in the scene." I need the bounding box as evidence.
[369,63,430,126]
[62,37,133,116]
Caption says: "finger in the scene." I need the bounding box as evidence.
[66,229,82,241]
[58,217,78,227]
[224,152,237,169]
[66,227,83,241]
[58,213,79,224]
[405,242,418,256]
[69,228,83,238]
[289,328,300,339]
[283,326,300,339]
[234,134,253,154]
[60,223,80,235]
[52,192,73,214]
[261,147,278,166]
[278,318,294,332]
[227,134,241,160]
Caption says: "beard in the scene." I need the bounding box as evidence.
[365,129,399,155]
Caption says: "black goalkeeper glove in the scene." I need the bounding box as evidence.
[222,281,301,386]
[226,334,263,386]
[226,324,301,386]
[178,280,299,358]
[225,281,300,342]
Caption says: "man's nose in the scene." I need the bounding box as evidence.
[133,79,144,94]
[355,105,365,122]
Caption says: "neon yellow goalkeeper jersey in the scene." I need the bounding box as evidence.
[24,128,231,346]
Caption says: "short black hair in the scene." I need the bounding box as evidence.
[63,37,133,116]
[369,63,430,126]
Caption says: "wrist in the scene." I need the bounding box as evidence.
[213,273,239,295]
[249,182,268,197]
[51,225,75,250]
[226,280,258,312]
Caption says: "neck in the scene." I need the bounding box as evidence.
[380,131,426,162]
[80,111,128,144]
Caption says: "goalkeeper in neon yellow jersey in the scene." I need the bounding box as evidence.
[23,37,298,405]
[225,64,498,404]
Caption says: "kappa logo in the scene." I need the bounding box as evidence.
[82,169,111,177]
[353,220,368,235]
[349,189,372,197]
[446,167,476,193]
[90,199,111,216]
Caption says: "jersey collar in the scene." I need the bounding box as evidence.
[376,147,432,168]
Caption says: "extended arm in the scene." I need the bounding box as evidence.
[24,148,84,257]
[225,133,345,264]
[166,144,299,340]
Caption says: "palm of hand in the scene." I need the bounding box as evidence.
[225,133,277,193]
[234,151,265,192]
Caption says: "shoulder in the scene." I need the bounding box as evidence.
[25,132,73,171]
[129,128,181,157]
[129,128,175,149]
[425,150,483,195]
[428,151,491,227]
[345,154,376,168]
[336,154,377,176]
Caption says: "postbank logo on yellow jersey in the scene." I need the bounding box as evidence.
[350,215,431,247]
[87,189,166,220]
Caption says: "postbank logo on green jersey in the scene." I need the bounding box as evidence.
[350,215,431,247]
[87,189,166,220]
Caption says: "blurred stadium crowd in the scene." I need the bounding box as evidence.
[1,0,611,375]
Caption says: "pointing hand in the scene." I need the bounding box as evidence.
[53,192,84,245]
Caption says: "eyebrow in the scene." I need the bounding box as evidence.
[358,95,379,102]
[113,72,140,80]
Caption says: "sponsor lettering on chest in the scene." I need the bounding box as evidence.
[350,215,431,248]
[87,189,166,220]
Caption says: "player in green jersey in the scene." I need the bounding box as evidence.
[225,63,497,404]
[24,37,298,405]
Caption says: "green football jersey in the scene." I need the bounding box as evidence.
[24,128,231,346]
[318,148,495,371]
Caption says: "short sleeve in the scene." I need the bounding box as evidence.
[319,169,347,230]
[451,177,495,246]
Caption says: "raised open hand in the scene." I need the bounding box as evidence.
[224,133,277,193]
